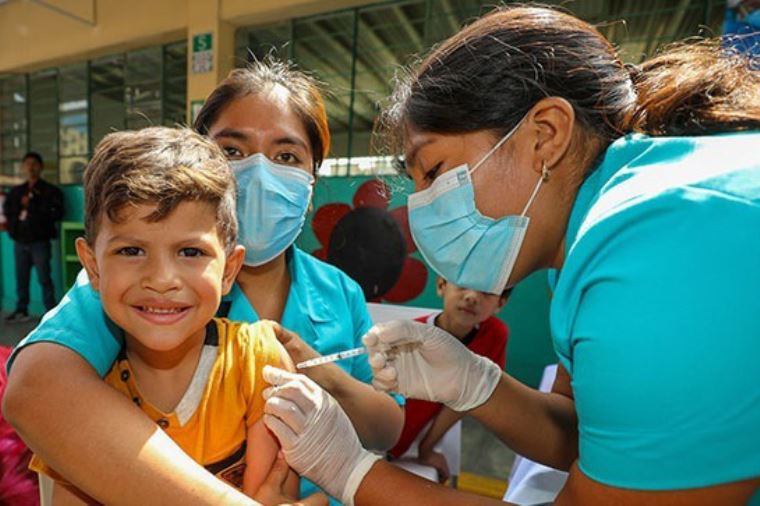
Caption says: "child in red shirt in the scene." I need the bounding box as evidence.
[389,276,510,482]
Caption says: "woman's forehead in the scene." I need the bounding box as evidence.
[212,93,310,145]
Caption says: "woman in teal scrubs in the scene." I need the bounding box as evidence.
[259,6,760,506]
[4,61,402,505]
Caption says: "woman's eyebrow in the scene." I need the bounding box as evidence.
[273,136,308,150]
[212,128,248,141]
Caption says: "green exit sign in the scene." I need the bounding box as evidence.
[192,32,213,74]
[193,33,212,53]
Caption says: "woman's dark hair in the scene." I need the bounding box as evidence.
[380,5,760,167]
[626,39,760,135]
[194,59,331,171]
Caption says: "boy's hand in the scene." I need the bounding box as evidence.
[416,449,450,484]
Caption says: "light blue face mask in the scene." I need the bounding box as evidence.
[407,118,546,294]
[229,153,314,266]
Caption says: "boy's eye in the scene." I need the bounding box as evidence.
[117,246,144,257]
[222,146,244,160]
[179,247,204,257]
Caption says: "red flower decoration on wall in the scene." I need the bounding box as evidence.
[312,180,427,303]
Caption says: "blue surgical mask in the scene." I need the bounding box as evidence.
[407,118,546,294]
[229,153,314,266]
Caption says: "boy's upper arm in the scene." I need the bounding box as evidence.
[8,270,121,377]
[241,321,295,427]
[242,418,280,497]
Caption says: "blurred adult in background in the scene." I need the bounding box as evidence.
[3,152,63,322]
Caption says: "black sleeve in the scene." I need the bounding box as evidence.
[48,185,64,222]
[3,187,18,219]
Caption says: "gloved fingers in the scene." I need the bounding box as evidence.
[371,365,398,392]
[374,363,397,383]
[262,380,318,416]
[362,319,422,350]
[368,351,387,370]
[264,365,321,396]
[264,395,308,434]
[263,365,300,386]
[263,413,299,450]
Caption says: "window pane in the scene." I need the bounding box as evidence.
[163,41,188,127]
[236,22,292,63]
[59,63,89,184]
[126,47,161,129]
[0,75,28,179]
[29,68,59,182]
[293,11,356,176]
[348,0,426,175]
[90,54,125,147]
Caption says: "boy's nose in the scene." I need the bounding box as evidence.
[462,290,479,304]
[141,257,180,293]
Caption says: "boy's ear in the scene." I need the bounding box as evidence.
[221,245,245,295]
[435,276,447,297]
[494,293,510,314]
[75,237,100,292]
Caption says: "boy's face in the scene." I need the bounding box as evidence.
[77,201,243,353]
[437,277,506,330]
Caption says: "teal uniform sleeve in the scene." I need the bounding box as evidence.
[344,277,373,383]
[551,183,760,489]
[8,269,122,377]
[342,275,405,406]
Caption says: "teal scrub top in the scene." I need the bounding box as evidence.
[10,246,396,504]
[550,132,760,490]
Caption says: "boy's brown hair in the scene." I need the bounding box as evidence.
[83,126,237,252]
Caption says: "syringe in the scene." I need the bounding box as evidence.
[295,342,421,370]
[296,346,367,369]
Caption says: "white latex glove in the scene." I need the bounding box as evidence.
[363,319,502,412]
[261,366,381,506]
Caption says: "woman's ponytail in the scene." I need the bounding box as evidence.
[625,39,760,136]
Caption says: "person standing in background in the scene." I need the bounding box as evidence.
[3,152,63,322]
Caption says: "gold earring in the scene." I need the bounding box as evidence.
[541,161,551,182]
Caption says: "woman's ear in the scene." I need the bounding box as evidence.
[528,97,576,173]
[222,245,245,295]
[75,237,100,292]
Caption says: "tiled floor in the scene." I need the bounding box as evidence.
[0,313,40,348]
[462,416,515,482]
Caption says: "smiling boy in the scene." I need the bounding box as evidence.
[30,127,298,504]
